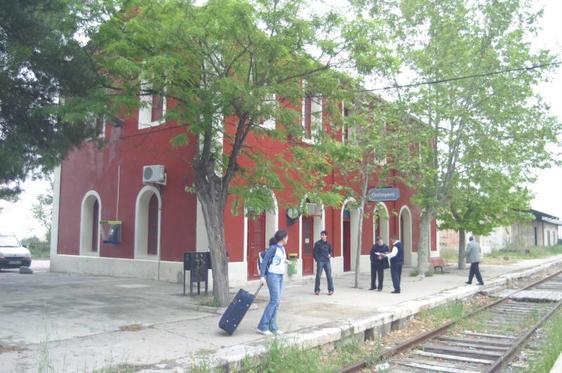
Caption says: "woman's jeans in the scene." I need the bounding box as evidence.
[257,273,284,332]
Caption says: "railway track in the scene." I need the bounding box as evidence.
[339,270,562,373]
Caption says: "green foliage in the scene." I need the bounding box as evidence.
[358,0,561,264]
[527,309,562,373]
[21,236,50,258]
[0,0,106,199]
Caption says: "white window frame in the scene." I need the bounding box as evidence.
[138,81,167,129]
[302,95,322,144]
[260,93,277,130]
[134,185,162,259]
[79,190,101,256]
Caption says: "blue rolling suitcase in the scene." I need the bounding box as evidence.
[219,283,263,335]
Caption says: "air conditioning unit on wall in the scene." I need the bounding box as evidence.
[143,165,166,184]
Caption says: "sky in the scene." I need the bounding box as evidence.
[0,0,561,241]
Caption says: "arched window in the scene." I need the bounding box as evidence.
[80,191,101,255]
[135,186,162,259]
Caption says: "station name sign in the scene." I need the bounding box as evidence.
[367,187,400,202]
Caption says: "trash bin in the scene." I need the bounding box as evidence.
[287,253,298,276]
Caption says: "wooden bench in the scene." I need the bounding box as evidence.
[430,257,445,273]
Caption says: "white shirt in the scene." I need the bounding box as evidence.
[387,240,400,259]
[268,245,286,275]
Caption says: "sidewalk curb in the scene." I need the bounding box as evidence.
[149,256,562,372]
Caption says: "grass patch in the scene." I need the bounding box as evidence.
[527,309,562,373]
[192,337,382,373]
[198,296,221,308]
[487,245,562,262]
[417,301,466,327]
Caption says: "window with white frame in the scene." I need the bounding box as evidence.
[302,95,322,143]
[260,93,277,130]
[138,81,166,129]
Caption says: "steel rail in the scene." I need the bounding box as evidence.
[484,300,561,372]
[336,267,562,373]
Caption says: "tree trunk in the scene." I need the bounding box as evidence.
[354,174,369,288]
[195,172,231,307]
[417,209,432,276]
[458,229,466,269]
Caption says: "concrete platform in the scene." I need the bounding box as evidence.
[0,255,561,372]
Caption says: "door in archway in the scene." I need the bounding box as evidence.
[247,213,266,279]
[302,216,314,275]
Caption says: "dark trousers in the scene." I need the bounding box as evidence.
[468,262,484,284]
[370,262,384,290]
[314,261,334,292]
[390,262,403,292]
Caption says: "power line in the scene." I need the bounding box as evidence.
[363,61,561,92]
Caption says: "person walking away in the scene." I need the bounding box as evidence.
[465,236,484,285]
[313,230,335,295]
[386,236,403,294]
[257,230,288,335]
[369,236,389,291]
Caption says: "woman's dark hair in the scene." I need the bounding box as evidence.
[269,230,288,245]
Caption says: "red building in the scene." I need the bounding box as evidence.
[50,91,437,285]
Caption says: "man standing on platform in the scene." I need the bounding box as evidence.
[465,236,484,285]
[369,236,389,291]
[385,236,404,294]
[313,231,334,295]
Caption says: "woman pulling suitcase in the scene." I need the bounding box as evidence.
[257,230,288,336]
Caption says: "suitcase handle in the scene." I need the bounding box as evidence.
[254,282,263,298]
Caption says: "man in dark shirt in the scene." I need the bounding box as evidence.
[369,236,389,291]
[313,230,334,295]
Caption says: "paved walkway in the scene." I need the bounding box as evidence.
[0,255,561,372]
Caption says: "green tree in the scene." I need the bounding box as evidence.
[323,94,411,287]
[81,0,374,305]
[31,177,54,242]
[0,0,105,199]
[439,171,533,268]
[359,0,560,274]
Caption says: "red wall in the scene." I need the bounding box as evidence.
[58,96,435,267]
[58,114,198,261]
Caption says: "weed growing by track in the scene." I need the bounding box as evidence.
[526,309,562,372]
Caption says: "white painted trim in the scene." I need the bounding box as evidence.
[399,205,413,266]
[79,190,102,256]
[138,81,167,129]
[373,202,390,245]
[134,185,162,260]
[243,190,279,274]
[196,197,209,252]
[50,165,62,258]
[340,198,358,272]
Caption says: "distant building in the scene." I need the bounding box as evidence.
[440,209,562,255]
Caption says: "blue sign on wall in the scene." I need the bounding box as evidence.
[367,187,400,202]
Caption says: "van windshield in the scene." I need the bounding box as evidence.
[0,235,20,247]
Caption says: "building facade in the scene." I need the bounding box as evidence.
[50,91,437,286]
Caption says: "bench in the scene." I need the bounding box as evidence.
[430,257,445,273]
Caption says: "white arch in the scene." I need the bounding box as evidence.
[374,202,390,245]
[134,185,162,259]
[399,205,413,266]
[340,198,359,272]
[243,189,279,265]
[298,195,326,260]
[80,190,101,256]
